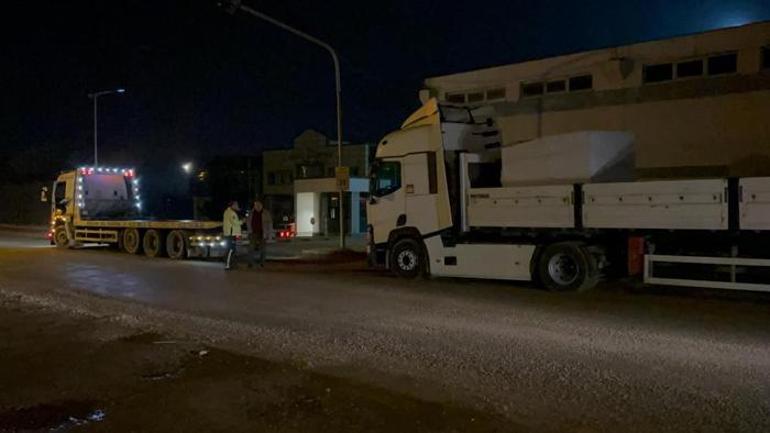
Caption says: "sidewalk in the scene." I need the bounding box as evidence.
[0,224,47,233]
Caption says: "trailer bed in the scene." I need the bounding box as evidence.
[76,219,222,230]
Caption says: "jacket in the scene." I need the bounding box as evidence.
[222,207,242,237]
[246,208,273,240]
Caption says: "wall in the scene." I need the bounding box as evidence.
[263,129,373,196]
[425,21,770,177]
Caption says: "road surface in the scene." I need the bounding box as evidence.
[1,228,769,432]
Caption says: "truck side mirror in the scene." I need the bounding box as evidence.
[40,187,48,203]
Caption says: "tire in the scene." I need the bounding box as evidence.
[537,242,600,292]
[389,238,424,279]
[54,226,69,249]
[123,228,142,254]
[143,229,164,258]
[166,230,187,260]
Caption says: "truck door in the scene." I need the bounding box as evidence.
[403,152,441,235]
[367,159,404,244]
[52,174,76,218]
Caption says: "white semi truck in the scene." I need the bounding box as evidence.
[46,166,228,259]
[366,99,770,292]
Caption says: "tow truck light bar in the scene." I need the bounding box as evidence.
[78,167,134,177]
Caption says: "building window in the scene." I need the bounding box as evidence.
[467,91,484,103]
[297,164,324,179]
[350,167,360,177]
[267,172,276,186]
[643,63,673,83]
[546,80,566,93]
[707,53,737,75]
[568,75,593,91]
[676,59,704,78]
[521,82,544,98]
[326,167,335,177]
[485,88,506,101]
[763,47,770,70]
[446,92,465,103]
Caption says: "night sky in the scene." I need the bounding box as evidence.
[2,0,769,183]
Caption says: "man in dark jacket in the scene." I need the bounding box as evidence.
[246,198,271,267]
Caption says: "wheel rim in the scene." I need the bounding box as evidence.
[148,234,157,251]
[397,249,418,271]
[169,233,183,256]
[125,230,139,252]
[547,252,579,286]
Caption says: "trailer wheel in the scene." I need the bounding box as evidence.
[123,228,142,254]
[166,230,187,260]
[389,238,424,279]
[53,227,69,249]
[538,242,599,291]
[143,229,164,258]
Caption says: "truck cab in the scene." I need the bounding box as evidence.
[48,167,140,246]
[367,98,507,278]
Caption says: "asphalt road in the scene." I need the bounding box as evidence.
[1,229,769,433]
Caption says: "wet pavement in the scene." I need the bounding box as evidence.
[1,228,770,432]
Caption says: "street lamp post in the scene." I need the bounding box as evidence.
[87,88,125,166]
[221,0,346,249]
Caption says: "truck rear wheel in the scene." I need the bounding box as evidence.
[537,242,599,291]
[166,230,187,260]
[389,238,424,279]
[143,229,164,258]
[123,228,142,254]
[54,227,69,249]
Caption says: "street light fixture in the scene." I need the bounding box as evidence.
[87,87,126,166]
[220,0,347,249]
[181,162,194,174]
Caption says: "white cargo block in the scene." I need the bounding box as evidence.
[740,177,770,231]
[583,179,728,230]
[467,185,574,228]
[501,131,634,186]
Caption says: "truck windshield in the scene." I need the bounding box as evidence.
[370,160,401,197]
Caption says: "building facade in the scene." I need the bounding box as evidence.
[263,129,374,236]
[423,21,770,178]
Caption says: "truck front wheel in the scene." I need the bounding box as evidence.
[537,242,599,291]
[53,227,69,249]
[389,238,424,279]
[143,229,164,258]
[123,228,142,254]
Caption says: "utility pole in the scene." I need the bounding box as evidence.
[221,0,346,248]
[87,88,126,166]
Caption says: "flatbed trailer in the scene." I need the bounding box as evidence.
[47,167,228,259]
[366,99,770,292]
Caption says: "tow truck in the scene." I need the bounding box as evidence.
[46,166,229,259]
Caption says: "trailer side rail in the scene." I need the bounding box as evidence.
[644,254,770,292]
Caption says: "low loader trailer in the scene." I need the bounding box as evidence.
[46,166,229,259]
[366,99,770,292]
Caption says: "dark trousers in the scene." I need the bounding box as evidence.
[249,233,265,267]
[225,236,238,269]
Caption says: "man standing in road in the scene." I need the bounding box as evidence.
[247,198,271,268]
[223,200,242,270]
